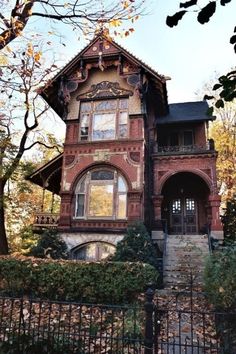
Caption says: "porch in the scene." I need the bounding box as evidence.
[33,212,60,228]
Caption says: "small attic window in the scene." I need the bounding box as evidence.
[79,99,128,141]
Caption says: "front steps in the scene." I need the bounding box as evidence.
[163,234,210,289]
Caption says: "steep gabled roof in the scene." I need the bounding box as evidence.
[46,34,168,85]
[41,34,169,118]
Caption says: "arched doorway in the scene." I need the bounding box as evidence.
[161,172,210,235]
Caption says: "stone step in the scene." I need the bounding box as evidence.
[163,234,210,289]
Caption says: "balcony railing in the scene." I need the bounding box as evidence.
[153,141,215,156]
[33,212,59,228]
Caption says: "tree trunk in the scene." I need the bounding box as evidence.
[0,181,8,255]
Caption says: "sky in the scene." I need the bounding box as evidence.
[31,0,236,104]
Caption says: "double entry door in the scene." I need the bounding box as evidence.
[170,197,197,234]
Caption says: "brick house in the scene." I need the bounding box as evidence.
[28,34,223,261]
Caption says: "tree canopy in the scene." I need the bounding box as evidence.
[0,0,145,50]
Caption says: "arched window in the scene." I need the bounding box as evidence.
[75,168,127,219]
[72,242,116,261]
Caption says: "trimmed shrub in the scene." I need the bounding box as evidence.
[112,222,159,268]
[0,256,158,304]
[29,229,68,259]
[204,247,236,310]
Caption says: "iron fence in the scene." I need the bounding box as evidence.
[0,289,236,353]
[0,297,145,353]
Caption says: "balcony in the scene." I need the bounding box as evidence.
[33,213,59,229]
[152,140,215,156]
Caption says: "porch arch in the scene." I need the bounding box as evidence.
[158,168,213,195]
[160,171,211,235]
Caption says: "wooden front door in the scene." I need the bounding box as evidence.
[170,197,197,234]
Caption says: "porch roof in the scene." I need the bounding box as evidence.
[156,101,216,125]
[26,154,63,195]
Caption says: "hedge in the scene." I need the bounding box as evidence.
[0,256,158,304]
[204,247,236,310]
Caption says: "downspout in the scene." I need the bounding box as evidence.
[140,72,152,232]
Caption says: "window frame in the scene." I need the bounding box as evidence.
[79,98,129,142]
[74,168,128,220]
[72,242,116,261]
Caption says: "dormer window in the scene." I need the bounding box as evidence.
[79,99,128,141]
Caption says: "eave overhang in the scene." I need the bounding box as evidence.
[26,154,63,195]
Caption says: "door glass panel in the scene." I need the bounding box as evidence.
[186,198,195,213]
[92,113,116,140]
[172,199,181,214]
[89,184,113,217]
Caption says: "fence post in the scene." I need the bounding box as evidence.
[144,287,154,354]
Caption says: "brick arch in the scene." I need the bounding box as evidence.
[70,161,132,193]
[158,169,212,195]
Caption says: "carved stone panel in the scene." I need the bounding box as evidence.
[77,81,133,100]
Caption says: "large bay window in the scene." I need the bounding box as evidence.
[75,168,127,219]
[79,99,128,141]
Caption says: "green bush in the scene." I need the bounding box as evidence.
[0,256,158,304]
[204,247,236,310]
[112,222,159,268]
[222,197,236,242]
[29,229,69,259]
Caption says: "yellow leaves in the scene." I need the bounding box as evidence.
[25,43,42,63]
[34,51,42,62]
[123,0,129,9]
[0,54,8,65]
[26,43,33,56]
[109,19,122,27]
[219,287,225,293]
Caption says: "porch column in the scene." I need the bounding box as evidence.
[59,192,72,228]
[127,191,143,221]
[208,195,223,240]
[151,195,164,242]
[152,195,164,221]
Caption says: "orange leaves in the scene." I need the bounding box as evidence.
[25,43,42,63]
[34,51,42,62]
